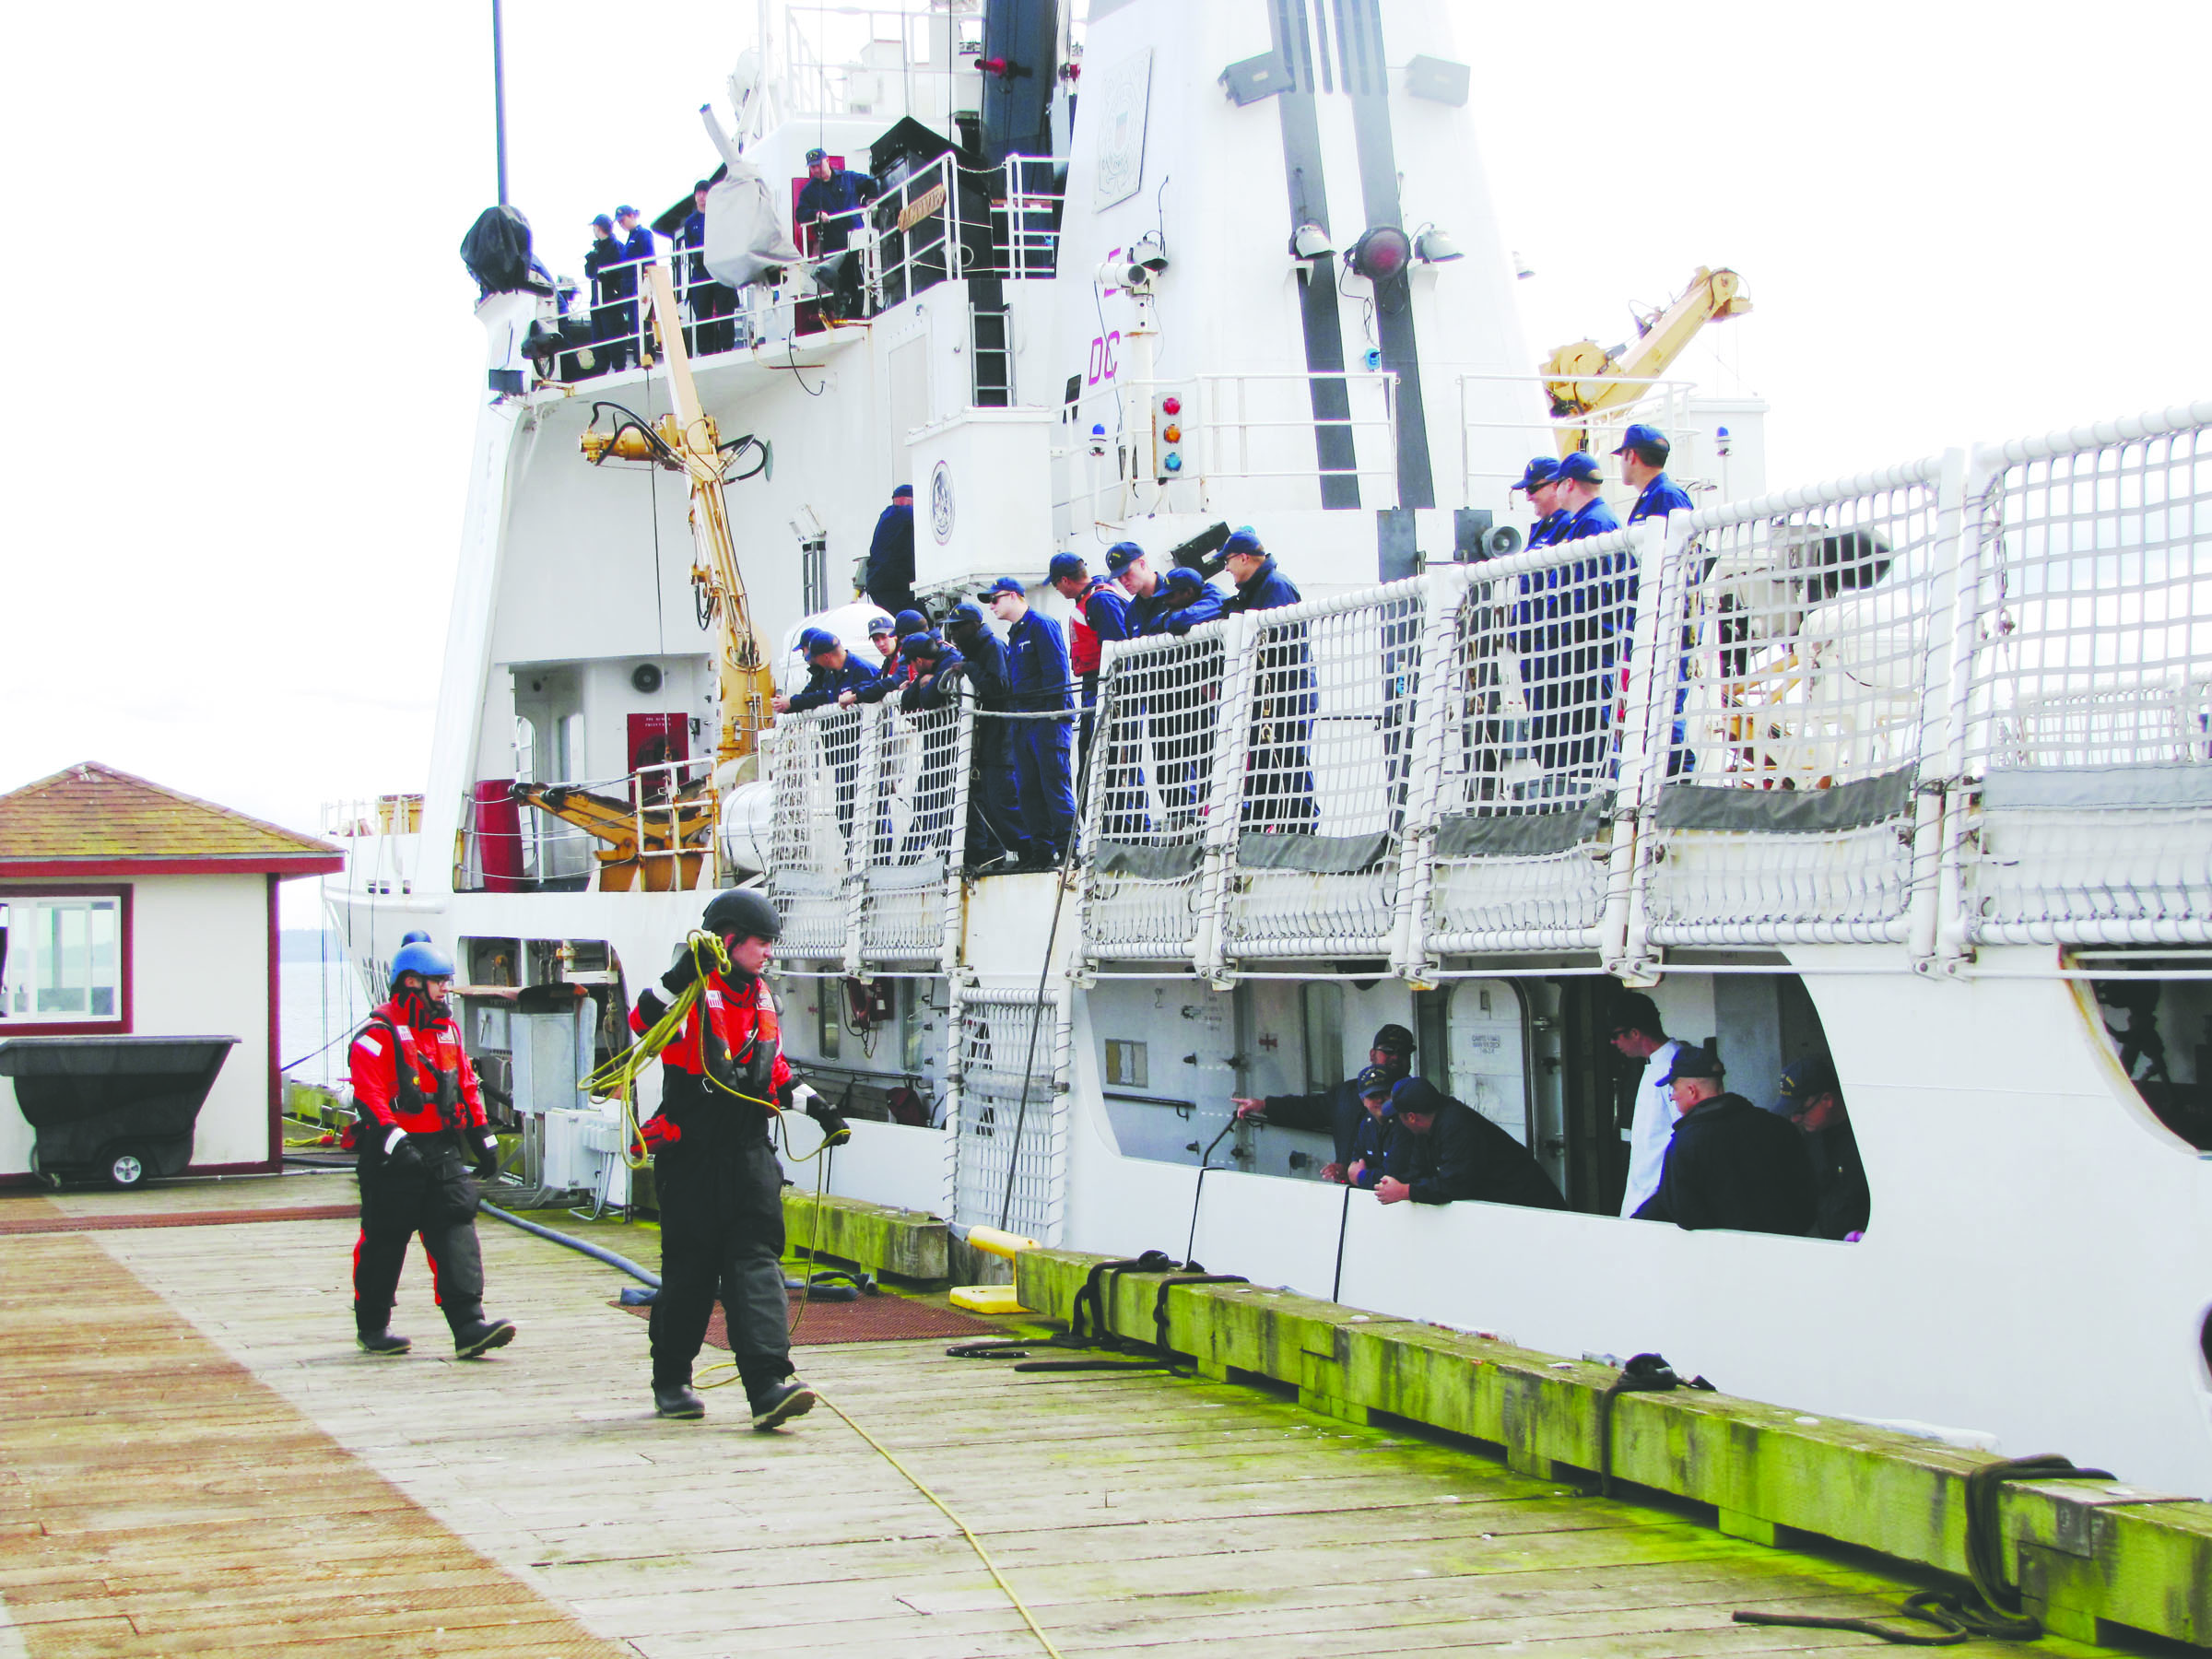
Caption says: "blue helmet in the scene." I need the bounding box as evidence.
[390,940,457,988]
[399,929,432,947]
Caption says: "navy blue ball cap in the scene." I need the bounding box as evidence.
[592,213,614,230]
[899,632,938,660]
[892,608,926,638]
[1354,1063,1396,1100]
[1555,450,1604,483]
[1222,525,1265,559]
[1104,540,1146,572]
[1774,1057,1839,1110]
[1514,455,1561,493]
[615,204,639,218]
[1390,1077,1449,1117]
[1659,1045,1725,1087]
[1610,421,1667,455]
[865,613,896,637]
[982,575,1026,599]
[1048,551,1087,582]
[694,178,713,194]
[945,600,987,629]
[806,147,829,165]
[801,628,841,658]
[1163,566,1204,591]
[892,483,913,500]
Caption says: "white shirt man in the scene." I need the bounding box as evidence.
[1609,994,1685,1218]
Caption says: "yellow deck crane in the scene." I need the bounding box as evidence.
[512,263,779,893]
[1541,265,1751,457]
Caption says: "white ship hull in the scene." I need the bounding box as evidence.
[333,0,2212,1501]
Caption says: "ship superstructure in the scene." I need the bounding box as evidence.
[329,0,2212,1499]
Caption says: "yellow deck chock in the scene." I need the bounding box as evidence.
[950,1226,1039,1315]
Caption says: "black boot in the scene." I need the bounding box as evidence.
[653,1381,706,1419]
[452,1315,518,1359]
[748,1374,818,1430]
[357,1329,411,1357]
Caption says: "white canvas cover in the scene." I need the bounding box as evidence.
[700,107,802,290]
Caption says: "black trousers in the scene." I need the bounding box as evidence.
[650,1112,792,1392]
[690,280,736,354]
[353,1135,486,1334]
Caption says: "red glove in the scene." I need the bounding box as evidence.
[633,1116,682,1159]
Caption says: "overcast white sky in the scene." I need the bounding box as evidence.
[4,2,2207,929]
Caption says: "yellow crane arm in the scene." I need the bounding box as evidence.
[581,263,778,771]
[510,781,715,894]
[1541,265,1751,450]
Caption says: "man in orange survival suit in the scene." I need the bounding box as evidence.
[631,888,848,1426]
[349,940,516,1359]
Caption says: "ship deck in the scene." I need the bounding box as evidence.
[0,1174,2113,1658]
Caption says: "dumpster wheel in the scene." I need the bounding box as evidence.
[104,1147,149,1189]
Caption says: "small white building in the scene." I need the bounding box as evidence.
[0,762,341,1182]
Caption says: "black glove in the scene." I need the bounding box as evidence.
[787,1081,852,1147]
[472,1130,501,1182]
[636,987,670,1028]
[660,949,701,997]
[381,1127,423,1174]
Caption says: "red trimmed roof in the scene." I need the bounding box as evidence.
[0,762,342,876]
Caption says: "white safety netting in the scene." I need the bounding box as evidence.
[1961,416,2212,942]
[947,986,1065,1242]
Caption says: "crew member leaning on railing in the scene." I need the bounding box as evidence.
[1232,1022,1415,1181]
[1511,452,1634,794]
[986,576,1076,867]
[940,602,1030,869]
[1219,527,1316,830]
[774,629,879,843]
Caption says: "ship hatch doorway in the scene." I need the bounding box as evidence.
[2089,974,2212,1150]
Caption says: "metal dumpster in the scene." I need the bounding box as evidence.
[0,1035,240,1188]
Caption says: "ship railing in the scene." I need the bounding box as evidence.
[782,4,979,126]
[323,796,424,900]
[1218,580,1431,963]
[761,704,866,961]
[1060,372,1400,522]
[865,151,971,312]
[629,756,717,893]
[853,696,971,971]
[944,980,1069,1244]
[1622,458,1955,955]
[1075,629,1227,965]
[1951,404,2212,947]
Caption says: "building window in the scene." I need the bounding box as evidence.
[0,891,128,1030]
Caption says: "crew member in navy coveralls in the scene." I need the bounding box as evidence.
[1342,1066,1410,1190]
[1514,455,1566,549]
[895,630,965,858]
[1632,1047,1816,1236]
[1615,422,1695,524]
[985,576,1076,864]
[1109,542,1167,637]
[865,485,916,616]
[1615,422,1698,772]
[630,888,846,1427]
[775,629,879,841]
[348,941,515,1359]
[1513,450,1629,792]
[584,214,636,373]
[616,206,655,364]
[795,147,877,254]
[677,179,736,355]
[1220,528,1316,830]
[1049,551,1131,750]
[940,601,1031,866]
[1233,1025,1416,1182]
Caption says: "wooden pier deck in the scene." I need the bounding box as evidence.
[0,1174,2108,1657]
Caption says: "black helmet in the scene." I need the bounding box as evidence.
[701,887,782,944]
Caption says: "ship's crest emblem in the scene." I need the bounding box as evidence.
[930,460,955,544]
